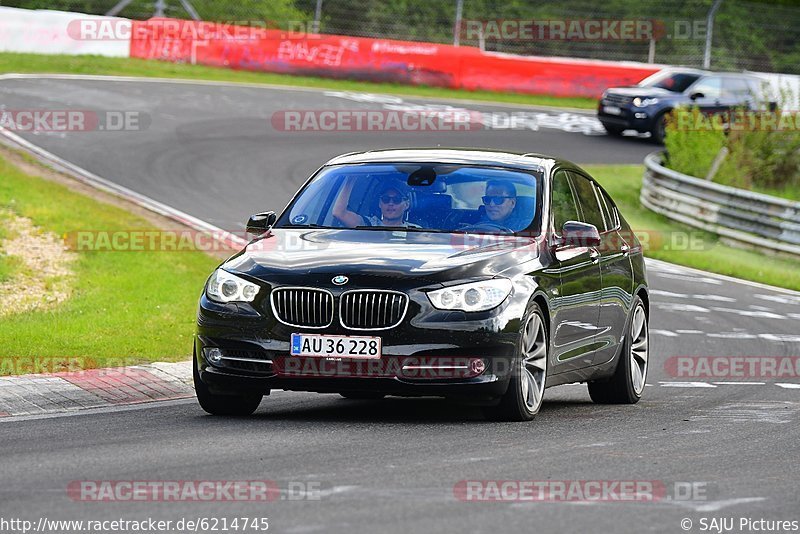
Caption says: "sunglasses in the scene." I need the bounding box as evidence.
[380,195,407,204]
[482,195,514,205]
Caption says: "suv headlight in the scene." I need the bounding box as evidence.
[206,269,260,303]
[427,279,512,312]
[633,97,659,107]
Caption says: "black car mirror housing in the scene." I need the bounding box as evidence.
[246,211,277,235]
[557,221,602,248]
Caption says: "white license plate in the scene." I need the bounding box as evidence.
[290,333,381,359]
[603,105,622,115]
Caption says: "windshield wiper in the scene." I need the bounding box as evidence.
[352,226,447,233]
[280,223,334,229]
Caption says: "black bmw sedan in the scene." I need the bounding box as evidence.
[194,149,649,421]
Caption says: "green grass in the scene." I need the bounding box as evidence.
[0,154,219,374]
[753,184,800,203]
[584,164,800,291]
[0,210,24,284]
[0,52,597,110]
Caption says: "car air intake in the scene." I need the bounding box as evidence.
[603,94,633,106]
[271,287,334,328]
[340,290,408,330]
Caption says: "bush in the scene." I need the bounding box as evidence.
[664,108,800,199]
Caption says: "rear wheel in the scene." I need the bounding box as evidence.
[484,303,548,422]
[588,297,648,404]
[193,355,262,416]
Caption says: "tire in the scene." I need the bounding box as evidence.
[603,124,625,136]
[588,297,648,404]
[193,355,262,416]
[339,392,385,400]
[483,302,548,422]
[650,113,668,144]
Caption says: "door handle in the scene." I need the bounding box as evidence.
[621,244,630,256]
[589,249,600,264]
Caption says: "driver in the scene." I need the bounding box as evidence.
[481,180,518,226]
[333,177,419,228]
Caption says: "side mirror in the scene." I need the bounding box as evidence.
[246,211,277,235]
[557,221,601,248]
[689,91,704,101]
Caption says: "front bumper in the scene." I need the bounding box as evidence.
[195,286,525,401]
[597,103,655,132]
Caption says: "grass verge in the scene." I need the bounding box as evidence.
[0,52,597,110]
[0,151,219,374]
[585,164,800,292]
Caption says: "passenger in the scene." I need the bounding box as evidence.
[333,177,419,228]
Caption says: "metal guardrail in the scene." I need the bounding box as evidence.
[641,151,800,258]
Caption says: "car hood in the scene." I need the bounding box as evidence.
[222,228,540,285]
[605,86,678,98]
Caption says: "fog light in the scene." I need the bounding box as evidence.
[469,358,486,375]
[206,348,223,364]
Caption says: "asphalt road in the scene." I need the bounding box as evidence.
[1,76,799,534]
[0,76,656,230]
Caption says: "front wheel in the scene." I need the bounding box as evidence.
[650,113,668,144]
[588,297,648,404]
[193,356,262,416]
[484,303,548,422]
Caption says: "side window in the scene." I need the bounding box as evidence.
[569,172,606,232]
[550,170,579,235]
[689,77,722,99]
[596,186,619,230]
[723,77,754,99]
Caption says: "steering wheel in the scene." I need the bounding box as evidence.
[459,221,513,233]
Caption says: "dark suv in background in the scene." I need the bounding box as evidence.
[597,68,772,143]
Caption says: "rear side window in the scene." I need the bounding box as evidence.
[550,170,579,234]
[689,77,722,99]
[569,172,606,232]
[596,187,619,230]
[723,77,755,98]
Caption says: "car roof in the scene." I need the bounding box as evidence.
[707,72,761,79]
[659,67,710,76]
[324,148,556,172]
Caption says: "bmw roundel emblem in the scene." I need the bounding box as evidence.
[332,275,349,286]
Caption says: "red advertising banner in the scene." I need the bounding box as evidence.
[129,18,658,98]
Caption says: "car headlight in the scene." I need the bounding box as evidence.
[633,97,659,107]
[206,269,260,303]
[427,279,512,312]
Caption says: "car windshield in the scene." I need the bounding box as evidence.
[276,163,542,234]
[638,70,702,92]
